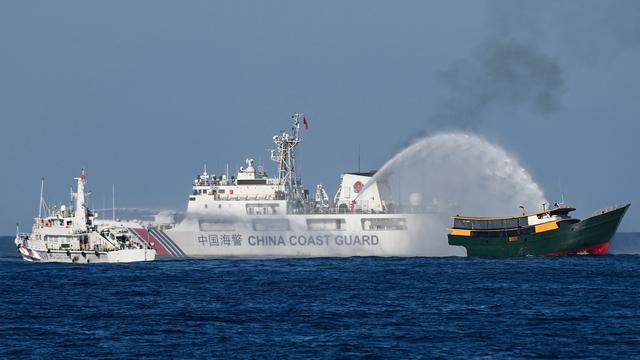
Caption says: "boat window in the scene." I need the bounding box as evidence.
[454,217,528,230]
[246,203,280,215]
[199,219,235,231]
[237,179,268,185]
[486,220,500,229]
[361,218,407,231]
[307,218,346,231]
[454,219,473,229]
[189,196,196,201]
[504,219,519,228]
[471,221,487,230]
[537,213,551,219]
[252,219,290,231]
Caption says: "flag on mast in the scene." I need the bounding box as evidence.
[303,116,309,130]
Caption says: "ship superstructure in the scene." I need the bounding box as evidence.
[186,113,386,218]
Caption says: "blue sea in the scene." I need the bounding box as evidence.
[1,235,639,359]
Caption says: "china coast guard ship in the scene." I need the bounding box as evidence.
[15,171,156,263]
[139,113,440,257]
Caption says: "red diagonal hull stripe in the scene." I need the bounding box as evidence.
[133,228,172,256]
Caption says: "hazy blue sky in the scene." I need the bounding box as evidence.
[1,0,639,233]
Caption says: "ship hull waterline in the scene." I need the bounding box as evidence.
[17,246,156,263]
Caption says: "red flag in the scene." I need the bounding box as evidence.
[303,116,309,130]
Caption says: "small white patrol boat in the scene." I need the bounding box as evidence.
[15,170,156,263]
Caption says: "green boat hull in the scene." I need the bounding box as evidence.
[448,205,629,257]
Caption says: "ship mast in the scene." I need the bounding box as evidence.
[112,184,116,221]
[73,169,88,231]
[271,112,303,204]
[38,177,45,219]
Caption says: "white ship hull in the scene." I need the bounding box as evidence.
[140,213,461,258]
[17,241,155,263]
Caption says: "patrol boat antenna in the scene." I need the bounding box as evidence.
[271,112,304,206]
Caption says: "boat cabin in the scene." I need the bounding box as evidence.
[451,205,576,231]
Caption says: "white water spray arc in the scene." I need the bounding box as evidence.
[366,132,547,256]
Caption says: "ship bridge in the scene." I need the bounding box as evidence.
[451,205,577,231]
[185,113,388,217]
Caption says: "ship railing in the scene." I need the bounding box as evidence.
[303,207,407,215]
[591,204,626,216]
[194,178,283,187]
[215,194,283,201]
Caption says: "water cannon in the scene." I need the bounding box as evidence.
[409,192,423,213]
